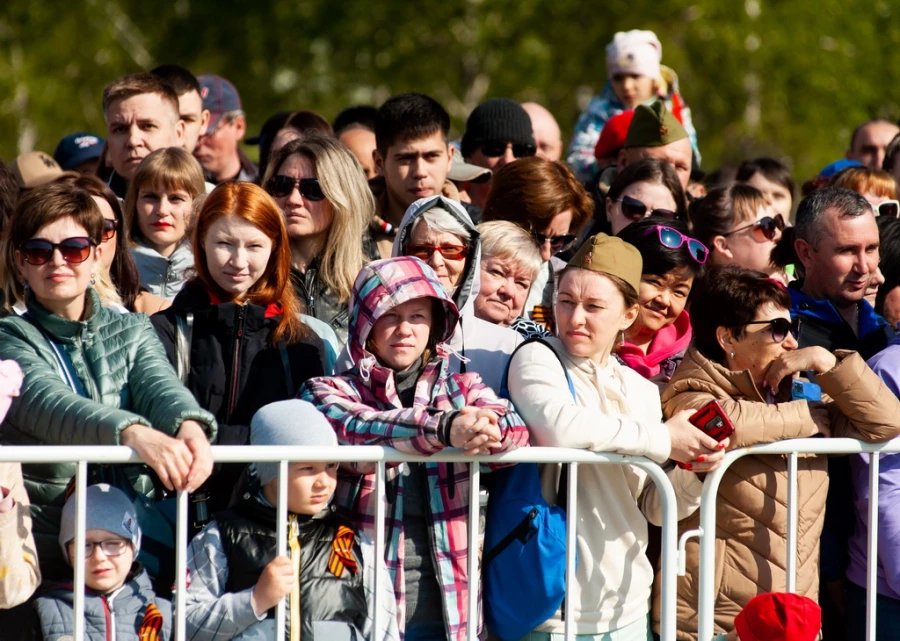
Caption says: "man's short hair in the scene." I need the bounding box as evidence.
[150,64,201,97]
[333,105,378,136]
[795,186,872,250]
[375,93,450,156]
[102,73,180,120]
[850,118,897,150]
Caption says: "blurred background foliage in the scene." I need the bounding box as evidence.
[2,0,899,181]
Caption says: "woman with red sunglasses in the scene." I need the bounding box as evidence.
[689,183,788,285]
[0,181,216,584]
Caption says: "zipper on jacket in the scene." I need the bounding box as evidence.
[76,324,101,401]
[100,594,112,641]
[289,515,301,641]
[305,268,317,318]
[225,304,246,422]
[482,507,539,567]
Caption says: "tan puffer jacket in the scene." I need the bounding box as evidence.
[652,347,900,640]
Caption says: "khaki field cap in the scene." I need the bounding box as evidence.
[11,151,63,188]
[568,233,643,293]
[623,98,688,149]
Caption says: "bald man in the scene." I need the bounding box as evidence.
[522,102,563,162]
[846,118,900,169]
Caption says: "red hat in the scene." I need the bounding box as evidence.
[734,593,821,641]
[594,109,635,162]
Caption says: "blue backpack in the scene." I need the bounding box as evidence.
[485,338,578,641]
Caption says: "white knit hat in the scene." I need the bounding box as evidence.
[605,30,663,80]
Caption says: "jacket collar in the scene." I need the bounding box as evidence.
[681,346,767,402]
[789,280,888,337]
[171,280,279,331]
[24,287,102,344]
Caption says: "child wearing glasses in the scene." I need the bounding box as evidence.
[30,483,172,641]
[183,399,399,641]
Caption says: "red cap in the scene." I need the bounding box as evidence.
[734,593,821,641]
[594,109,635,162]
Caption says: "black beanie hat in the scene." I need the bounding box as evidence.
[461,98,535,158]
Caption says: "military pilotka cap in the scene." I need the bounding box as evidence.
[623,99,688,149]
[568,233,643,293]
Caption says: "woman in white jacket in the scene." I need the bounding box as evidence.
[507,233,727,640]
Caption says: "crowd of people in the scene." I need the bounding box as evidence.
[2,26,900,641]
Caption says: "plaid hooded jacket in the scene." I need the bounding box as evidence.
[300,256,530,640]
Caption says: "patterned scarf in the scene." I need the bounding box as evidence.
[138,602,164,641]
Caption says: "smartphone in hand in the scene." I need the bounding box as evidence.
[688,399,735,442]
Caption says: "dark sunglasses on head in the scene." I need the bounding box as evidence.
[877,200,900,218]
[101,219,119,242]
[19,237,96,266]
[267,175,326,201]
[723,214,785,241]
[479,140,537,159]
[532,231,577,252]
[741,316,801,343]
[617,195,678,220]
[640,225,709,264]
[406,244,470,261]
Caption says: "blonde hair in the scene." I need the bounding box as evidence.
[477,221,542,281]
[124,148,206,245]
[263,135,371,304]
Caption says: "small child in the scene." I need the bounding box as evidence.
[184,399,399,641]
[31,484,172,640]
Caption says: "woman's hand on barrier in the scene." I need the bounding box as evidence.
[120,424,193,492]
[450,408,502,455]
[252,555,294,615]
[177,420,214,493]
[764,346,837,389]
[666,410,723,466]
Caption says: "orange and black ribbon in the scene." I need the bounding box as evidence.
[139,602,164,641]
[327,525,359,578]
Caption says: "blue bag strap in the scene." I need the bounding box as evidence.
[502,336,575,401]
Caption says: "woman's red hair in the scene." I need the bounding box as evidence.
[191,182,306,344]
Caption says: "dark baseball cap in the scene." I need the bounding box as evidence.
[198,74,243,130]
[53,132,105,171]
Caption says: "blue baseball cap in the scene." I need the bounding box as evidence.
[198,74,243,131]
[819,159,864,179]
[53,132,105,171]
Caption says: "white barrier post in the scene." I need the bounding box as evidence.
[564,463,579,640]
[175,489,189,640]
[467,463,481,641]
[786,452,798,593]
[373,460,387,640]
[275,459,289,639]
[73,460,88,641]
[866,452,880,641]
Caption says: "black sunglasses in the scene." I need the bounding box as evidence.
[267,175,326,201]
[877,200,900,218]
[741,316,800,343]
[531,231,577,252]
[479,140,537,159]
[723,214,785,241]
[101,219,119,242]
[19,237,96,266]
[617,195,678,220]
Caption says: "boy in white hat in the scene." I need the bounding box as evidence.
[183,399,398,641]
[32,483,172,640]
[566,28,699,184]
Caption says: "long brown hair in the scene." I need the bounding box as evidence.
[191,182,306,344]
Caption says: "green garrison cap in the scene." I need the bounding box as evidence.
[623,99,689,149]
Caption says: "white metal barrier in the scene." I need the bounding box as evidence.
[689,437,900,641]
[0,445,681,641]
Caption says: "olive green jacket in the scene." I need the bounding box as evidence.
[0,288,216,571]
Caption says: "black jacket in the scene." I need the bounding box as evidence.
[151,281,326,509]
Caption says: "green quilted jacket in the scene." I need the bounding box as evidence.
[0,288,217,572]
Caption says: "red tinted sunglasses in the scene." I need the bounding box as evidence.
[406,244,469,261]
[19,237,96,266]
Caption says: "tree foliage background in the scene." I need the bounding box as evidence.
[2,0,899,181]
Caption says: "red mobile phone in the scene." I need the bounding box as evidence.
[688,399,735,442]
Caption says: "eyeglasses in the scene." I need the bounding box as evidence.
[877,200,900,218]
[640,225,709,264]
[19,237,96,266]
[723,214,786,241]
[267,176,326,201]
[406,244,470,261]
[101,219,119,242]
[479,140,537,159]
[616,195,678,220]
[741,316,801,343]
[74,539,130,558]
[532,231,577,252]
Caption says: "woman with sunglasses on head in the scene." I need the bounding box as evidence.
[689,183,788,284]
[151,182,327,516]
[482,157,593,330]
[263,135,369,347]
[125,148,206,301]
[53,173,170,315]
[507,233,726,640]
[658,266,900,639]
[616,217,706,390]
[605,158,687,235]
[0,181,216,583]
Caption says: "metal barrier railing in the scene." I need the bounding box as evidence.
[687,437,900,641]
[0,445,681,641]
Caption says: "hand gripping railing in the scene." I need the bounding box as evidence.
[684,437,900,641]
[0,445,681,641]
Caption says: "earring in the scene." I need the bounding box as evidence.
[618,331,625,346]
[730,351,735,359]
[90,274,96,286]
